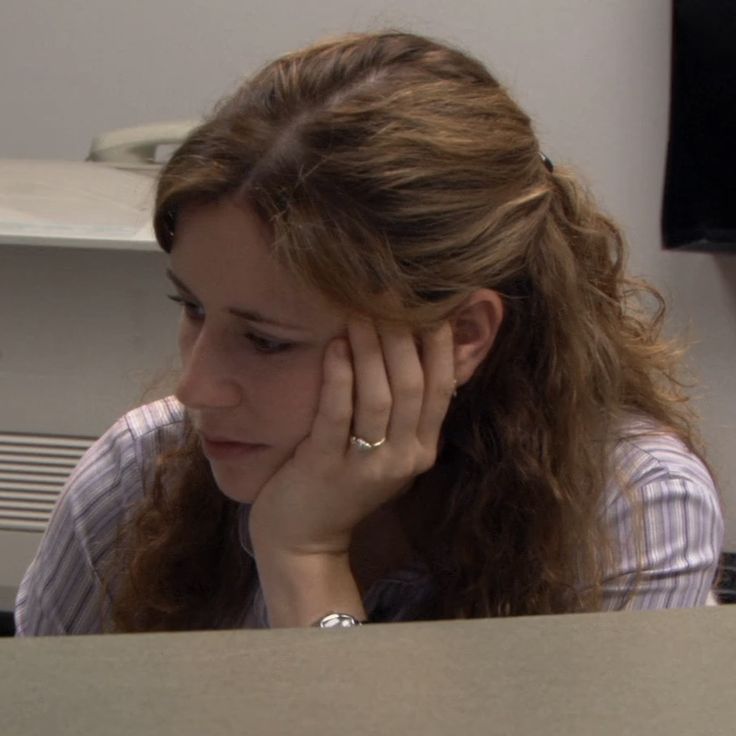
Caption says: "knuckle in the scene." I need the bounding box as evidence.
[359,462,386,486]
[415,446,438,474]
[438,382,455,401]
[320,404,351,424]
[396,377,424,400]
[387,449,419,479]
[362,395,392,417]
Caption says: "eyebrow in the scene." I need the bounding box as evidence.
[165,269,308,331]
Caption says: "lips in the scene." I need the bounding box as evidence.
[199,433,268,462]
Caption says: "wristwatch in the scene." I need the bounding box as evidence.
[312,612,365,628]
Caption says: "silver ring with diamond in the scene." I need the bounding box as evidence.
[349,435,387,452]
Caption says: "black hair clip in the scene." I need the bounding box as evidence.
[539,151,554,172]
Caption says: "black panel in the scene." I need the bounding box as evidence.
[662,1,736,251]
[0,611,15,637]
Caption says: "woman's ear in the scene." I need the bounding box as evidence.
[451,289,504,386]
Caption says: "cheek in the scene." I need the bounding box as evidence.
[177,317,196,357]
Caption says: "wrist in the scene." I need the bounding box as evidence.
[248,495,352,559]
[253,545,366,628]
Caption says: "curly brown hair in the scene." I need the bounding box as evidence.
[109,31,705,631]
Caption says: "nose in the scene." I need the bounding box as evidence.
[175,328,242,410]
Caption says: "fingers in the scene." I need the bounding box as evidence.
[381,325,424,441]
[310,318,456,463]
[352,318,455,455]
[348,320,392,446]
[309,338,353,454]
[415,322,455,448]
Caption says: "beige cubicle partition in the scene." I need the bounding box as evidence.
[2,607,735,735]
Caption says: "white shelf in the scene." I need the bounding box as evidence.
[0,159,159,252]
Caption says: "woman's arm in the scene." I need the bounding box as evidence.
[601,444,724,610]
[249,320,455,627]
[15,400,181,635]
[14,426,129,635]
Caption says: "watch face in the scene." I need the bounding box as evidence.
[317,612,363,628]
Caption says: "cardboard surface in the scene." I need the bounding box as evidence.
[2,607,735,735]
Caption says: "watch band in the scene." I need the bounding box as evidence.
[312,612,365,628]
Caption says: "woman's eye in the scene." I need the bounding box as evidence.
[246,333,293,354]
[167,294,204,321]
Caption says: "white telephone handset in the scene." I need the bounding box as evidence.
[87,121,199,169]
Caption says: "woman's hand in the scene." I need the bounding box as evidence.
[248,318,456,558]
[248,317,455,627]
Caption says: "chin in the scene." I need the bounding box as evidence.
[208,465,264,505]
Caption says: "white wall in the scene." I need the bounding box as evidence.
[2,0,735,547]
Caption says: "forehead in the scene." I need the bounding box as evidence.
[170,199,345,330]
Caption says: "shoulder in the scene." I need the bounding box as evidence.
[601,415,724,608]
[118,395,187,444]
[605,415,722,538]
[15,397,188,634]
[67,395,187,515]
[38,396,188,570]
[48,396,188,552]
[607,415,718,502]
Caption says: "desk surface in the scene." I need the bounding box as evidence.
[2,607,735,736]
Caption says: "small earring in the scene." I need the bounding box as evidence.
[452,378,458,398]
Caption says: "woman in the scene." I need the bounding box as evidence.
[15,31,723,635]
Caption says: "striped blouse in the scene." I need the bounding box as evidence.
[14,396,724,635]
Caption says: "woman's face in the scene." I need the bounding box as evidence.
[168,199,347,504]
